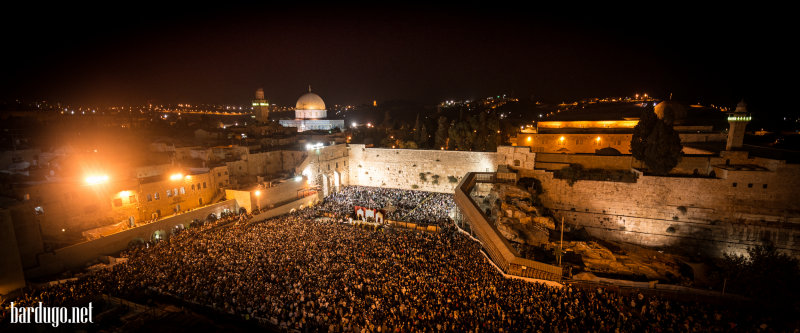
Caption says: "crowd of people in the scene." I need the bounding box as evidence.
[317,186,455,226]
[2,187,792,332]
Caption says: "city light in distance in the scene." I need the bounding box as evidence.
[85,174,109,185]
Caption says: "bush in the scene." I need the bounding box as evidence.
[419,173,427,181]
[448,175,458,183]
[712,244,800,314]
[677,206,687,214]
[411,184,419,189]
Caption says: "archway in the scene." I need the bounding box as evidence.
[333,171,341,193]
[206,213,218,222]
[322,174,330,197]
[171,224,185,235]
[152,230,167,242]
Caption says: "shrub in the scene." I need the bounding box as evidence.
[411,184,419,189]
[677,206,687,214]
[419,173,427,181]
[448,175,458,183]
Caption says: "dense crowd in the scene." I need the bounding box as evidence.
[318,186,454,226]
[2,188,790,332]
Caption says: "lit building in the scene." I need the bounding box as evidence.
[726,100,751,150]
[252,88,270,123]
[279,86,345,132]
[511,101,727,155]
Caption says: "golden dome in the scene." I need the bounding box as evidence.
[295,91,326,110]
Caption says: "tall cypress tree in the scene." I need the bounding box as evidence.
[435,116,449,149]
[631,106,658,161]
[643,121,682,175]
[631,104,683,174]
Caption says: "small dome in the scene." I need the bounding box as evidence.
[654,100,686,124]
[296,92,326,110]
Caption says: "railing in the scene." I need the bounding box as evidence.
[454,172,562,281]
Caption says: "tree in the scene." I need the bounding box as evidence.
[715,244,800,314]
[631,105,682,175]
[435,116,449,149]
[631,106,658,161]
[418,124,429,148]
[643,121,682,175]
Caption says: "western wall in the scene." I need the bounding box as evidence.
[310,144,800,258]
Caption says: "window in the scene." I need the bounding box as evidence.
[514,160,521,167]
[218,172,221,176]
[154,192,160,200]
[218,182,223,187]
[180,187,185,195]
[336,162,339,168]
[203,182,207,189]
[197,183,201,190]
[763,184,768,189]
[191,184,195,191]
[224,171,228,175]
[113,198,123,207]
[199,198,203,205]
[147,194,152,202]
[747,183,753,188]
[173,188,178,196]
[732,182,737,187]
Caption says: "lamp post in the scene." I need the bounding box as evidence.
[254,190,261,212]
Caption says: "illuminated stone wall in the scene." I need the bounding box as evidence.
[533,158,800,257]
[512,132,726,154]
[347,144,502,193]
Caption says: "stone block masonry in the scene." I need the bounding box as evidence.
[348,144,500,193]
[533,167,800,258]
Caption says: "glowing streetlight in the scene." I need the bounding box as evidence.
[85,175,109,185]
[169,173,183,181]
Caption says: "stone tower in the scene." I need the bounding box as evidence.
[252,88,269,123]
[726,100,751,150]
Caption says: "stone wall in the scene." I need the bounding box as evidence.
[348,144,502,193]
[512,133,724,154]
[25,200,239,279]
[532,162,800,257]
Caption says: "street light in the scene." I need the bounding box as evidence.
[85,175,109,185]
[254,190,261,212]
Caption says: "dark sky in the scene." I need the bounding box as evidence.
[1,2,793,113]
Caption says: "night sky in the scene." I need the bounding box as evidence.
[1,2,793,113]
